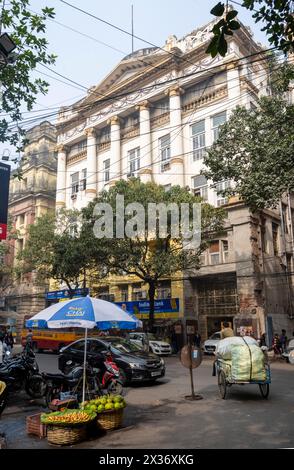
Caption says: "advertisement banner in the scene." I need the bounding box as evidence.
[115,298,180,319]
[0,162,10,240]
[45,288,90,301]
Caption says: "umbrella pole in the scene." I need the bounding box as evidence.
[82,327,88,406]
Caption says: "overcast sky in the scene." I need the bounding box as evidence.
[2,0,269,161]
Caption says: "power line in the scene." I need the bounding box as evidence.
[5,52,277,133]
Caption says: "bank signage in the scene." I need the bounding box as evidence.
[45,288,90,301]
[115,298,180,319]
[0,162,10,240]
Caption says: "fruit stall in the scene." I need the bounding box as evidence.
[27,394,127,446]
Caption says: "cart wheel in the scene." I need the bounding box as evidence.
[218,370,227,399]
[259,383,269,399]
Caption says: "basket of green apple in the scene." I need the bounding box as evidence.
[80,394,126,431]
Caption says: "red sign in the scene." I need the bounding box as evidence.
[0,223,7,240]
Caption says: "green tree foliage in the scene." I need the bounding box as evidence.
[203,62,294,210]
[0,218,19,296]
[207,1,294,57]
[81,179,224,332]
[0,0,56,159]
[19,209,102,296]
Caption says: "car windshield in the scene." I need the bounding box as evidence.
[147,334,157,340]
[210,333,220,340]
[105,338,143,354]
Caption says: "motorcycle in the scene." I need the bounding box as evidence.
[43,363,101,406]
[44,350,124,406]
[0,349,46,398]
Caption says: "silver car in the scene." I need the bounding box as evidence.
[203,331,221,355]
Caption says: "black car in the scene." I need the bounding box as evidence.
[58,337,165,384]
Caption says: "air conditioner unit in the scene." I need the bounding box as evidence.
[71,193,77,200]
[127,172,135,178]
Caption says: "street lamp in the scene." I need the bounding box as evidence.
[0,33,16,65]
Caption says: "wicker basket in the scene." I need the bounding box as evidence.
[26,413,47,438]
[46,424,87,446]
[96,408,124,431]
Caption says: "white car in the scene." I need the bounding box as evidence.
[129,333,172,356]
[282,339,294,364]
[203,331,221,355]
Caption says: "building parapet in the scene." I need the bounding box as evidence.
[182,84,228,115]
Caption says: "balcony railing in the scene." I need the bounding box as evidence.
[182,85,228,115]
[67,149,87,165]
[121,124,140,141]
[97,141,111,152]
[150,112,170,129]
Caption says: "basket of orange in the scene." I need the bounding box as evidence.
[41,409,96,446]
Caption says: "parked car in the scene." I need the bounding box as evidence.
[203,331,221,355]
[282,338,294,363]
[129,332,172,355]
[59,336,165,384]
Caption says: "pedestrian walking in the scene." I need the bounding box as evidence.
[194,331,201,348]
[3,327,13,353]
[272,333,282,356]
[280,329,288,353]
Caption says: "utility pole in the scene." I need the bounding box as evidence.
[131,5,134,53]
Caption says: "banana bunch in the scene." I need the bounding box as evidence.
[41,409,96,425]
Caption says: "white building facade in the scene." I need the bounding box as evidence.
[55,20,267,211]
[55,20,294,341]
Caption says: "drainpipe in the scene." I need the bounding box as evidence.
[279,201,293,319]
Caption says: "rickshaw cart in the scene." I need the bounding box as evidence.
[216,357,271,399]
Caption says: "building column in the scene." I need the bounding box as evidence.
[165,85,184,187]
[84,127,97,200]
[107,116,121,183]
[55,144,68,210]
[227,62,240,101]
[136,100,152,183]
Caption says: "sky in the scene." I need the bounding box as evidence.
[1,0,270,162]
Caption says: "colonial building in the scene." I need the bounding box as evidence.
[55,18,294,340]
[2,121,57,334]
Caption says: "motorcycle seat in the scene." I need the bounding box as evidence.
[43,371,79,381]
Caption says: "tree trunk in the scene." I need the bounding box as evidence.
[148,282,156,333]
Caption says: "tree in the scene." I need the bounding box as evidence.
[19,209,103,297]
[0,0,56,168]
[202,62,294,210]
[0,218,20,298]
[207,1,294,58]
[81,179,224,332]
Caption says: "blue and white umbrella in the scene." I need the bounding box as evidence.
[26,296,142,403]
[26,296,142,330]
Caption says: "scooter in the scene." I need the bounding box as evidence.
[99,350,124,395]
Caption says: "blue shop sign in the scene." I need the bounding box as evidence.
[46,288,90,301]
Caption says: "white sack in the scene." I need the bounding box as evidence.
[215,336,258,360]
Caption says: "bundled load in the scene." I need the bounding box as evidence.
[215,336,258,359]
[230,344,266,381]
[216,336,266,382]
